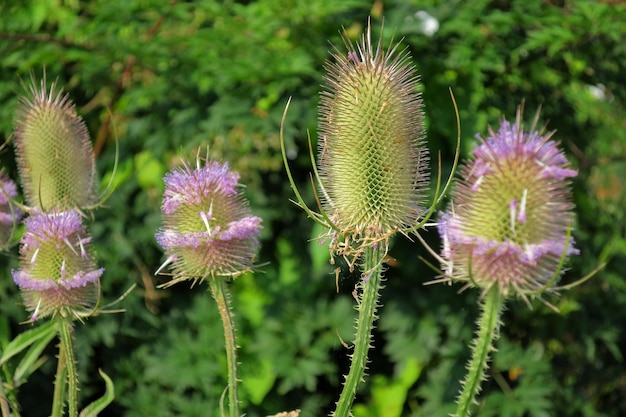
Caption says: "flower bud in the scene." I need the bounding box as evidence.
[438,109,578,298]
[155,159,262,284]
[318,23,428,254]
[12,209,103,321]
[14,78,96,210]
[0,173,22,247]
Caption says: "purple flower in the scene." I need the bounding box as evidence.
[0,173,22,246]
[12,209,103,321]
[155,159,262,284]
[438,108,578,298]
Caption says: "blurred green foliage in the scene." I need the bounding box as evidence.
[1,0,625,416]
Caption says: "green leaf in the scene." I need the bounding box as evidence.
[79,369,115,417]
[241,358,276,405]
[13,324,58,384]
[0,321,57,366]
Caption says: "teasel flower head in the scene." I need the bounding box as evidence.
[155,156,262,286]
[316,22,429,265]
[437,107,579,301]
[0,173,22,247]
[13,76,97,211]
[12,209,104,321]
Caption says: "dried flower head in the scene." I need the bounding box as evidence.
[0,173,22,247]
[13,77,96,210]
[437,107,578,300]
[318,22,429,264]
[12,209,103,321]
[155,157,262,286]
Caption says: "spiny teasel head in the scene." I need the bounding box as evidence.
[437,107,579,300]
[13,76,97,211]
[155,156,262,286]
[318,21,429,262]
[12,209,104,321]
[0,172,22,247]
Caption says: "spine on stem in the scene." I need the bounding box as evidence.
[333,246,385,417]
[454,287,504,417]
[209,277,241,417]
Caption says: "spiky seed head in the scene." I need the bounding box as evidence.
[13,77,96,210]
[155,158,262,285]
[12,209,103,321]
[438,108,579,298]
[0,173,22,247]
[318,22,429,259]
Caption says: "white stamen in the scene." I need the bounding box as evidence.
[155,255,176,276]
[30,299,42,322]
[30,247,39,265]
[518,189,528,223]
[64,238,78,256]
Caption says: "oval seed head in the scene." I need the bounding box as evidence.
[12,209,103,321]
[318,22,428,256]
[438,108,579,299]
[0,173,23,247]
[155,159,262,285]
[13,77,96,210]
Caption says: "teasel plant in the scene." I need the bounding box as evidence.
[0,75,119,417]
[0,172,22,249]
[154,150,263,417]
[419,106,597,417]
[281,19,460,417]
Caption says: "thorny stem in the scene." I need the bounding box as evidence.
[51,336,67,417]
[454,286,505,417]
[209,277,241,417]
[333,245,385,417]
[57,318,79,417]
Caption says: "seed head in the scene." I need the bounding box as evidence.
[12,209,103,321]
[438,108,578,299]
[155,158,262,285]
[318,22,429,260]
[13,77,96,210]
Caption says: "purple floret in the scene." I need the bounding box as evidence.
[162,161,239,214]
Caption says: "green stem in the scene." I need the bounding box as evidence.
[51,340,67,417]
[1,363,22,417]
[454,286,505,417]
[57,318,79,417]
[209,277,240,417]
[333,245,385,417]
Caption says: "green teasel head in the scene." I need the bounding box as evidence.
[14,76,97,211]
[317,22,429,257]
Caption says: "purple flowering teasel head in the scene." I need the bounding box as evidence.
[155,156,262,286]
[12,209,103,321]
[0,173,23,247]
[437,107,579,300]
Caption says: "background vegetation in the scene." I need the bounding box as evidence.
[1,0,625,416]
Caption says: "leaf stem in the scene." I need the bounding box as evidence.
[209,277,240,417]
[454,286,505,417]
[333,245,385,417]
